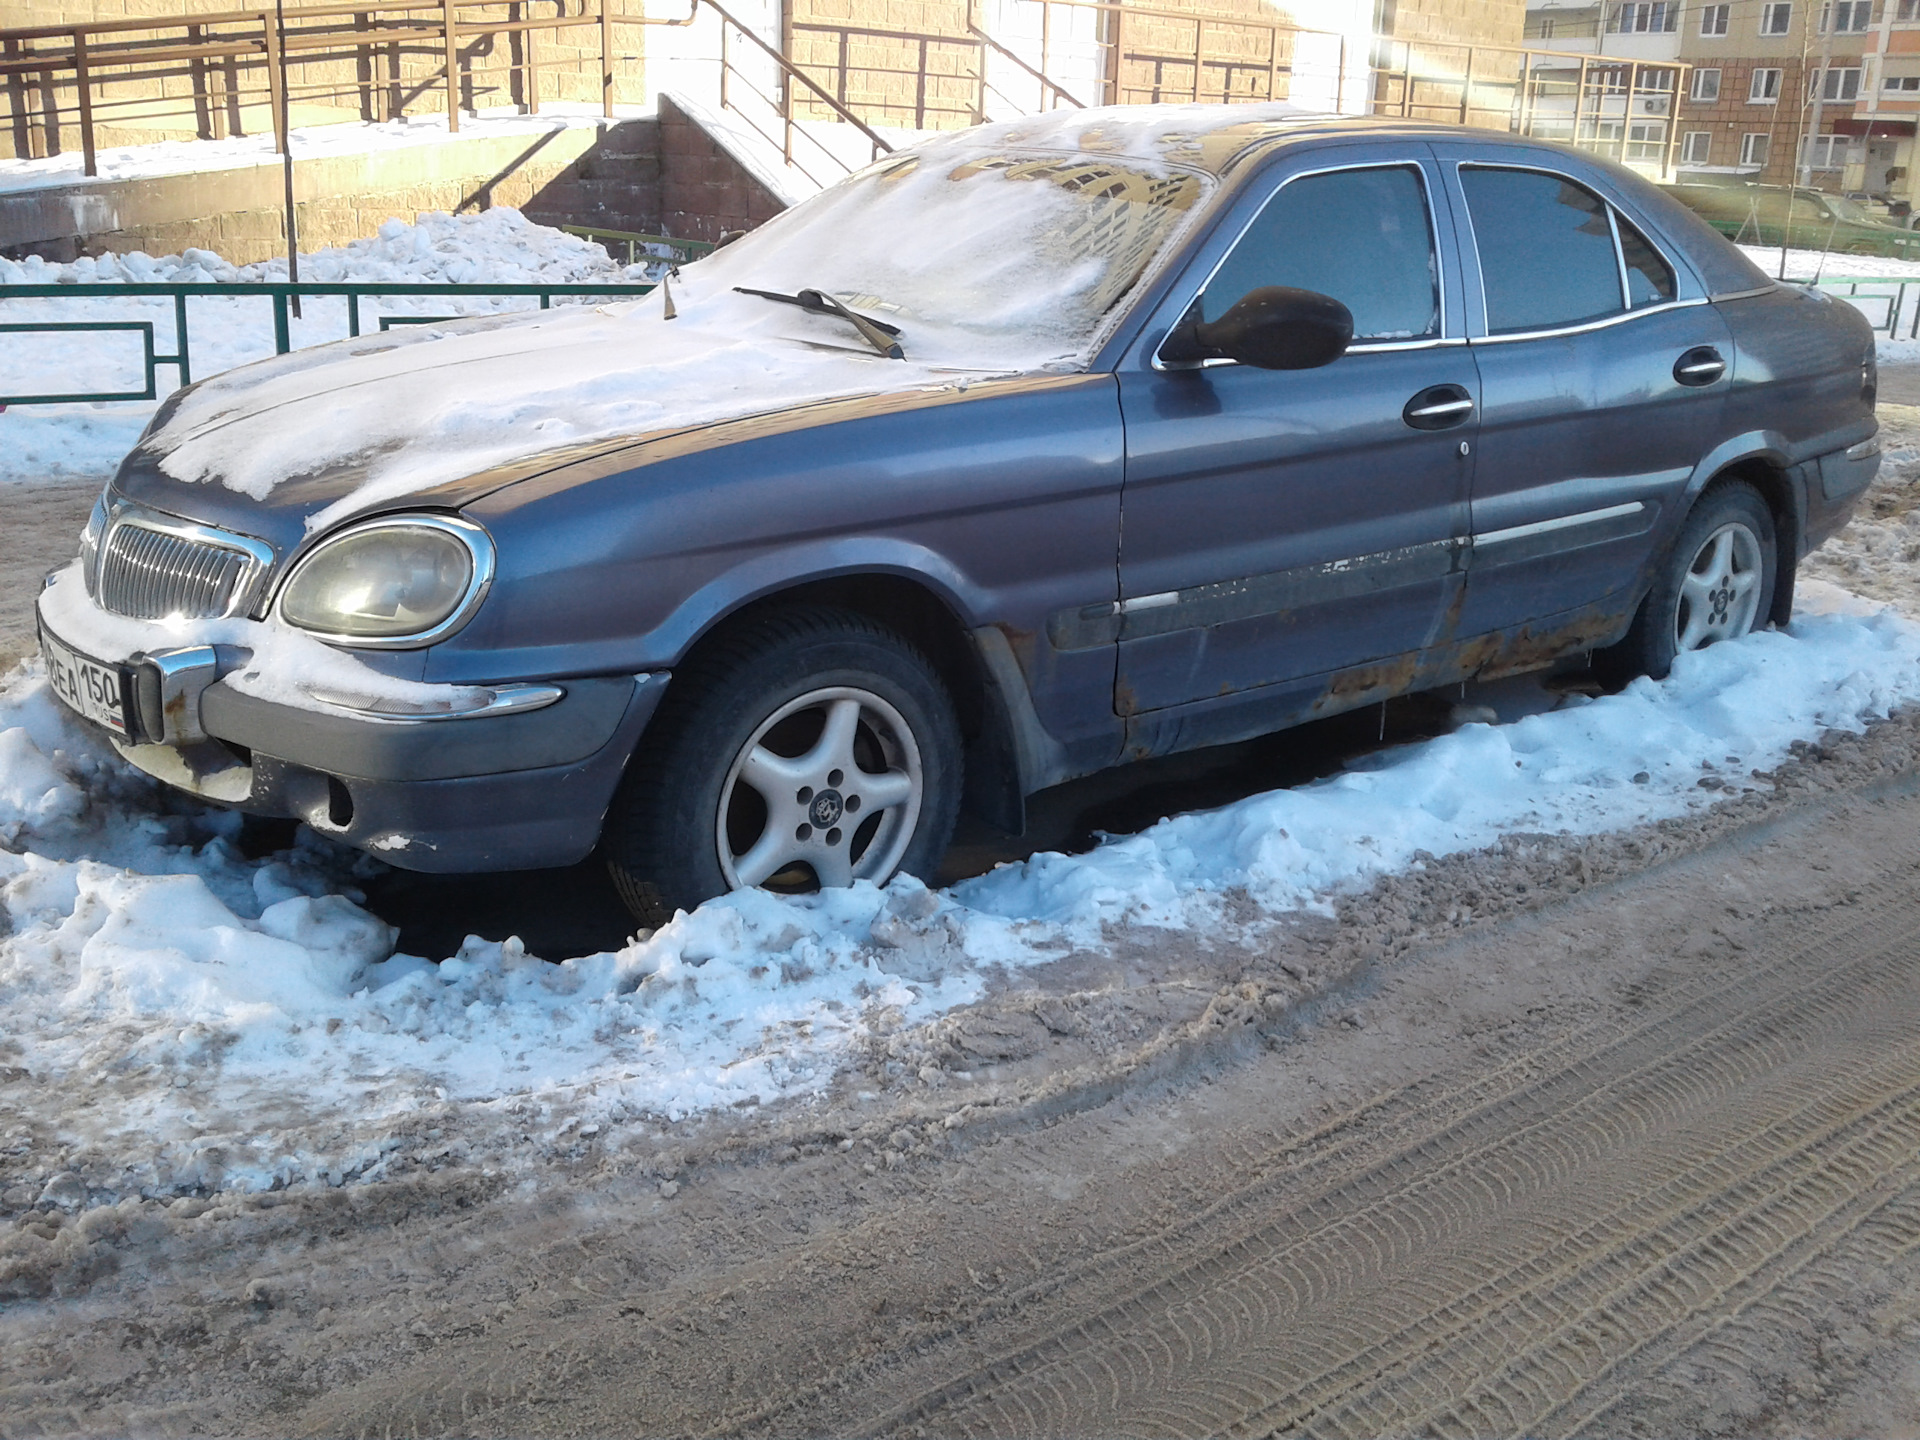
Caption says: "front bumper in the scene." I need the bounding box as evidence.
[38,593,668,873]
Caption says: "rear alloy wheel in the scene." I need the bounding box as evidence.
[1598,480,1777,683]
[603,608,962,927]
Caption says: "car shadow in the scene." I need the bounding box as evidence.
[354,670,1598,961]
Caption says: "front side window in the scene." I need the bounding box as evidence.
[1761,1,1795,31]
[1701,2,1731,31]
[1200,165,1441,343]
[1681,130,1713,162]
[1692,67,1722,100]
[1741,132,1772,165]
[1750,67,1783,101]
[1461,167,1626,333]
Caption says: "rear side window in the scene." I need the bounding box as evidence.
[1617,211,1676,306]
[1203,165,1440,342]
[1462,167,1624,333]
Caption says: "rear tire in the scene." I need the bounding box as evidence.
[1597,480,1777,684]
[603,607,963,928]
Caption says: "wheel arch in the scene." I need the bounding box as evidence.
[1680,435,1805,629]
[672,572,1033,835]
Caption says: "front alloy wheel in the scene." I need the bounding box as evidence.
[603,607,963,927]
[718,686,924,892]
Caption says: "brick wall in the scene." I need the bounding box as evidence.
[656,91,785,240]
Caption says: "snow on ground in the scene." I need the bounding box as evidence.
[3,601,1919,1200]
[0,210,654,485]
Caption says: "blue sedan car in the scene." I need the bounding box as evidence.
[36,105,1881,924]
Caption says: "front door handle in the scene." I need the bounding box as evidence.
[1674,346,1727,386]
[1404,383,1475,430]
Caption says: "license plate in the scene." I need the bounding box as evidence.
[41,627,130,737]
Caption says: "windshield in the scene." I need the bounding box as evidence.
[679,148,1213,369]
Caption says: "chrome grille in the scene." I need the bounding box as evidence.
[95,516,267,621]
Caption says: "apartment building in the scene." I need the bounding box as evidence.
[1671,0,1917,200]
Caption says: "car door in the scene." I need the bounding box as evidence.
[1434,154,1733,645]
[1109,148,1476,716]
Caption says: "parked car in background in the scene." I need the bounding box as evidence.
[37,108,1880,925]
[1662,179,1920,258]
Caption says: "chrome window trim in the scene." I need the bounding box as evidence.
[1157,335,1470,370]
[273,513,496,650]
[1150,156,1450,372]
[99,505,277,619]
[1453,159,1693,339]
[1468,295,1710,345]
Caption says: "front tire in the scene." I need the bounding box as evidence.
[603,607,963,928]
[1599,480,1777,683]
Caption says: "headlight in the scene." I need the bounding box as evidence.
[278,515,494,647]
[79,492,109,595]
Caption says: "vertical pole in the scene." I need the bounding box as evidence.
[1192,17,1204,103]
[352,11,372,122]
[974,34,987,123]
[263,10,288,154]
[1336,32,1347,112]
[524,11,538,114]
[72,30,96,178]
[1401,41,1413,116]
[1625,59,1639,158]
[1663,66,1683,177]
[443,0,460,131]
[600,0,615,119]
[780,0,794,138]
[173,292,191,384]
[1576,53,1590,141]
[916,35,928,126]
[1459,45,1474,124]
[348,293,360,338]
[719,21,729,113]
[1042,0,1053,109]
[1105,0,1125,106]
[273,0,301,318]
[273,292,291,354]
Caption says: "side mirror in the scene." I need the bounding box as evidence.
[1160,286,1354,370]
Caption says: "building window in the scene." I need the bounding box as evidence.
[1886,74,1920,90]
[1801,133,1849,167]
[1701,1,1731,29]
[1760,1,1795,31]
[1691,67,1722,100]
[1750,67,1783,100]
[1741,132,1772,165]
[1811,65,1862,99]
[1901,0,1919,18]
[1681,130,1714,162]
[1626,120,1669,159]
[1821,0,1873,27]
[1610,1,1679,30]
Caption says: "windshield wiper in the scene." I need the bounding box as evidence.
[733,285,904,359]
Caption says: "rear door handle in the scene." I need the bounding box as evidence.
[1404,383,1475,430]
[1674,346,1726,386]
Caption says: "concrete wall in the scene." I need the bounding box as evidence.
[0,119,660,262]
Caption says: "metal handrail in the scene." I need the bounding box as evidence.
[701,0,895,160]
[969,22,1088,111]
[0,279,656,407]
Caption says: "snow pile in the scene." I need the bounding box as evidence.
[4,602,1920,1197]
[0,209,651,485]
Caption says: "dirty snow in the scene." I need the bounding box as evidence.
[3,598,1920,1198]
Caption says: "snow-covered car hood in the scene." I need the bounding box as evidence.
[131,284,1029,539]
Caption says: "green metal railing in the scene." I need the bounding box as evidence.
[558,225,718,267]
[1812,276,1920,340]
[0,279,657,407]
